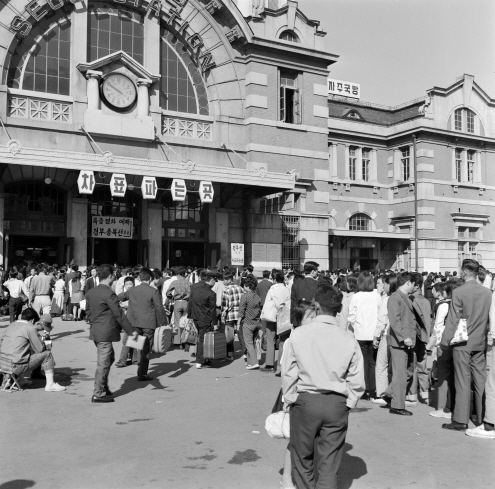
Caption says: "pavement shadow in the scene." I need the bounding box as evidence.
[50,330,85,340]
[338,443,367,489]
[55,367,89,387]
[0,481,36,489]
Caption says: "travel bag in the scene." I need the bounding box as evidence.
[203,331,227,360]
[152,325,172,354]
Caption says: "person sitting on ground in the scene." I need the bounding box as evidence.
[0,308,66,392]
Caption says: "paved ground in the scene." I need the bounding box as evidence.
[1,316,493,489]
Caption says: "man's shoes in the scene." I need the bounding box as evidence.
[114,362,127,368]
[442,421,469,431]
[405,400,417,407]
[243,354,247,362]
[246,364,259,370]
[389,408,413,416]
[191,353,196,357]
[137,375,153,381]
[45,383,66,392]
[91,395,115,403]
[372,398,388,406]
[275,371,281,377]
[260,365,275,372]
[105,388,113,396]
[465,425,495,439]
[196,363,203,369]
[429,410,452,419]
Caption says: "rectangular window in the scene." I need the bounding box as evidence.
[469,228,477,239]
[455,148,462,182]
[469,242,477,253]
[455,109,462,131]
[349,147,357,180]
[280,71,301,124]
[400,147,410,181]
[458,227,466,238]
[467,150,475,183]
[467,110,475,133]
[362,149,370,181]
[458,242,466,252]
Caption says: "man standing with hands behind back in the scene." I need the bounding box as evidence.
[118,267,168,381]
[85,264,137,403]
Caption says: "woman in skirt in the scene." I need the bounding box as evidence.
[69,272,84,320]
[50,272,65,317]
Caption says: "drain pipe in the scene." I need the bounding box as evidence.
[413,134,419,271]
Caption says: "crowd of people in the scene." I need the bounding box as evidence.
[1,258,494,488]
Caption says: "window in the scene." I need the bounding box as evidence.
[469,242,477,253]
[89,186,140,220]
[5,182,66,217]
[280,30,300,43]
[160,29,209,115]
[348,147,357,181]
[467,150,475,183]
[454,109,462,131]
[162,193,208,224]
[7,22,72,95]
[88,4,144,64]
[469,228,477,239]
[400,147,410,181]
[466,109,475,133]
[362,149,371,181]
[455,148,462,182]
[458,242,466,252]
[280,71,301,124]
[458,227,478,239]
[282,216,300,271]
[349,213,371,231]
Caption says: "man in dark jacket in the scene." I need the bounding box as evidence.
[385,273,416,416]
[118,267,167,381]
[441,259,492,431]
[188,271,217,369]
[86,264,136,403]
[290,262,319,326]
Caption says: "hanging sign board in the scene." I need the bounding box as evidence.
[110,173,127,197]
[199,181,214,203]
[141,176,157,199]
[171,179,187,201]
[91,217,133,239]
[231,243,244,266]
[77,170,95,195]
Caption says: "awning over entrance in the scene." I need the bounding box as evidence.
[0,140,296,190]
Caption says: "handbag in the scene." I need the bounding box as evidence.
[265,411,290,439]
[261,298,277,322]
[450,318,469,345]
[181,319,198,345]
[225,324,235,344]
[276,303,292,335]
[18,291,28,304]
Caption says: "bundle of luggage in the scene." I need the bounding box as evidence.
[61,314,75,321]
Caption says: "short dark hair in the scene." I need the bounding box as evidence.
[21,308,40,323]
[124,276,135,285]
[397,273,413,287]
[347,276,358,293]
[357,272,374,292]
[293,300,315,327]
[152,268,162,280]
[262,270,271,279]
[247,265,254,273]
[461,259,479,275]
[303,263,317,275]
[274,270,285,283]
[97,264,114,281]
[314,284,343,315]
[71,265,79,271]
[411,272,423,288]
[478,266,487,283]
[139,267,152,282]
[223,272,234,281]
[177,266,187,277]
[384,274,398,295]
[244,276,258,291]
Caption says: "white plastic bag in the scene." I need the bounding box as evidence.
[265,411,290,439]
[450,318,469,345]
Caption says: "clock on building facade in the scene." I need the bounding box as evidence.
[101,73,137,111]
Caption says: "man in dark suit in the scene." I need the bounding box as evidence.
[64,265,78,315]
[386,273,417,416]
[441,259,492,431]
[256,270,273,307]
[85,264,136,403]
[118,267,167,381]
[188,271,218,369]
[84,267,99,293]
[290,262,319,326]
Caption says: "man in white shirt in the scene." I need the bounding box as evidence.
[4,271,25,322]
[282,282,364,489]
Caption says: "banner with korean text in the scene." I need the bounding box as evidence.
[91,217,133,239]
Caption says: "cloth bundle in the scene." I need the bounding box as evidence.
[265,411,290,439]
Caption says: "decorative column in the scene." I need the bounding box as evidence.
[344,144,350,180]
[86,70,102,110]
[137,78,152,118]
[0,193,4,266]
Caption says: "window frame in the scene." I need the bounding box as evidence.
[348,146,357,181]
[400,146,410,182]
[279,70,301,125]
[349,213,371,232]
[362,148,371,181]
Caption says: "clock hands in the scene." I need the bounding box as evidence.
[107,82,124,96]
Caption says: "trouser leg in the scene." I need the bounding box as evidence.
[265,321,276,367]
[195,322,212,365]
[415,340,429,399]
[452,349,471,425]
[471,351,487,424]
[389,347,408,410]
[243,323,258,366]
[358,340,370,392]
[375,335,389,397]
[484,349,495,425]
[93,342,114,397]
[9,297,22,322]
[118,332,131,363]
[137,328,154,377]
[436,346,454,411]
[237,321,247,355]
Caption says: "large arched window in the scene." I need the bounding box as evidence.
[88,3,144,64]
[280,30,300,43]
[5,181,66,217]
[7,21,71,95]
[349,213,371,231]
[160,29,209,115]
[89,186,141,220]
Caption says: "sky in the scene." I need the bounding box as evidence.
[298,0,494,106]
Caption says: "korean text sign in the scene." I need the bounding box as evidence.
[231,243,244,266]
[91,217,133,239]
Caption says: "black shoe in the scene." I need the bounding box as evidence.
[137,375,153,381]
[92,395,114,403]
[191,353,196,357]
[114,362,127,368]
[275,372,281,377]
[389,408,413,416]
[442,421,468,431]
[260,366,275,372]
[105,388,113,396]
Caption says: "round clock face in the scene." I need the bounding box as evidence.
[101,74,137,110]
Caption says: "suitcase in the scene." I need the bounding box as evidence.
[203,332,227,360]
[152,325,172,354]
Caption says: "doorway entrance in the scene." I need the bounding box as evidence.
[8,235,61,266]
[166,241,205,268]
